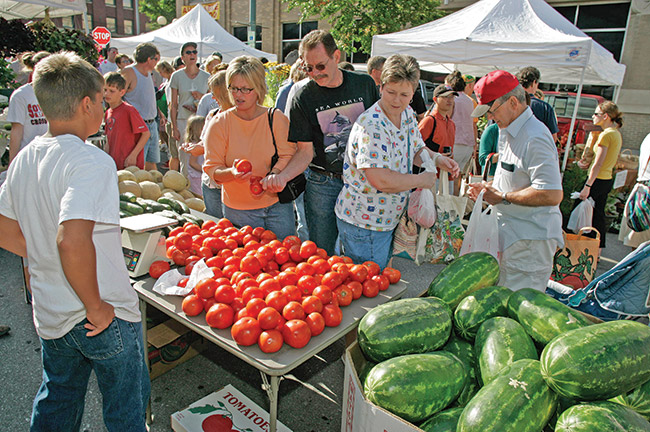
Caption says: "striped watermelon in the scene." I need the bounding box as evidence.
[364,352,467,423]
[507,288,593,346]
[427,252,500,309]
[611,378,650,420]
[474,317,538,385]
[443,334,480,406]
[457,359,557,432]
[540,320,650,400]
[419,406,464,432]
[555,401,650,432]
[454,285,512,341]
[357,297,452,362]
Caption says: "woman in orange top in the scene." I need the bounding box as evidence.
[203,56,297,239]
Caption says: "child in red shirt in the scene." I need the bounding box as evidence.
[103,72,150,169]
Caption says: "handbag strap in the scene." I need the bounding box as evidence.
[482,152,496,182]
[267,107,279,168]
[641,151,650,181]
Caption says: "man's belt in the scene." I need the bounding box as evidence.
[309,165,342,180]
[144,118,156,123]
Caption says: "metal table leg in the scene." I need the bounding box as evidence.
[140,299,153,426]
[261,372,283,432]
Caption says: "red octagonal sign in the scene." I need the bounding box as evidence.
[92,26,111,46]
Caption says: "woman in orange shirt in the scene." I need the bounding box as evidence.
[203,56,297,239]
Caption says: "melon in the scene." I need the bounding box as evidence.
[163,190,185,201]
[134,169,153,183]
[185,197,206,212]
[117,169,137,183]
[139,181,162,200]
[148,169,163,183]
[162,170,187,192]
[179,189,195,200]
[124,165,139,173]
[118,180,141,197]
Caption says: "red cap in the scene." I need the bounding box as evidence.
[471,70,520,117]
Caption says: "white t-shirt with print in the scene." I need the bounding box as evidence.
[0,134,140,339]
[6,83,48,151]
[335,102,425,231]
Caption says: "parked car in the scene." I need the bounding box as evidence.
[543,91,605,147]
[417,79,437,109]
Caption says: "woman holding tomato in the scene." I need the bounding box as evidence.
[203,56,297,239]
[334,54,459,268]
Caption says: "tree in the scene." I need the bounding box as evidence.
[281,0,446,55]
[139,0,176,30]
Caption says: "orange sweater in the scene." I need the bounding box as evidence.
[203,108,295,210]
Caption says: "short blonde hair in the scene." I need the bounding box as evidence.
[33,51,104,121]
[226,56,267,105]
[380,54,420,91]
[155,60,173,76]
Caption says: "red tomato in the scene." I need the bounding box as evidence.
[346,280,363,300]
[239,225,253,236]
[231,298,245,313]
[256,272,273,284]
[299,240,317,259]
[252,226,266,238]
[331,262,350,280]
[224,238,238,250]
[217,218,233,229]
[289,244,303,263]
[166,245,178,259]
[264,260,279,273]
[174,232,193,251]
[302,295,323,314]
[328,255,344,266]
[316,248,328,259]
[181,294,203,317]
[214,284,236,304]
[202,297,217,312]
[149,260,170,278]
[236,308,251,321]
[218,248,233,259]
[312,286,333,305]
[362,261,381,278]
[258,329,283,353]
[280,262,297,272]
[334,285,353,307]
[265,290,289,312]
[177,277,189,288]
[231,317,261,346]
[224,255,242,269]
[257,306,282,330]
[349,264,369,283]
[240,255,262,275]
[221,264,238,279]
[321,271,343,290]
[165,237,176,250]
[249,180,264,196]
[184,224,201,236]
[197,246,213,259]
[260,230,277,242]
[305,312,325,336]
[362,279,379,298]
[281,285,301,302]
[184,260,199,276]
[169,226,184,237]
[203,237,226,254]
[282,235,301,250]
[322,304,343,327]
[202,220,217,230]
[244,239,261,252]
[245,298,267,318]
[282,301,306,321]
[206,303,234,329]
[295,262,315,277]
[297,275,317,296]
[236,278,259,296]
[235,158,252,174]
[205,255,225,269]
[382,267,402,284]
[242,287,264,304]
[277,271,299,287]
[195,277,218,299]
[311,259,330,275]
[371,274,390,292]
[259,278,281,296]
[274,247,290,265]
[282,319,311,349]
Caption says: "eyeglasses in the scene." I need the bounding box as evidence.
[228,86,255,94]
[184,50,198,55]
[301,57,331,73]
[487,100,506,116]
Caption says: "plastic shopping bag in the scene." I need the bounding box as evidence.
[407,151,438,228]
[459,190,499,259]
[567,195,595,233]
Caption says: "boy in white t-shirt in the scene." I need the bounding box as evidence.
[0,52,149,431]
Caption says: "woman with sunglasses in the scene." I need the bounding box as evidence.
[576,101,624,251]
[203,56,297,239]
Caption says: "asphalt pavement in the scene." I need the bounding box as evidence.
[0,232,631,432]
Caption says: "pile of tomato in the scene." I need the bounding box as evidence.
[150,218,401,354]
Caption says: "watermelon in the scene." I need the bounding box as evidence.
[357,297,452,362]
[454,285,512,340]
[427,252,500,309]
[507,288,593,346]
[419,406,464,432]
[474,317,538,385]
[457,359,557,432]
[364,352,467,424]
[442,334,480,406]
[540,320,650,400]
[555,401,650,432]
[611,378,650,420]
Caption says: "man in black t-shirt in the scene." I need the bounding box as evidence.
[267,30,379,255]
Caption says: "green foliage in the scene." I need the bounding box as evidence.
[0,58,18,89]
[30,22,99,66]
[0,17,36,58]
[139,0,176,30]
[264,62,291,107]
[560,163,587,220]
[281,0,445,55]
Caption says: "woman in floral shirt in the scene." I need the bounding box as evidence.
[334,54,459,268]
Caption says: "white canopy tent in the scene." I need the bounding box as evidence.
[0,0,86,20]
[372,0,626,170]
[111,4,276,63]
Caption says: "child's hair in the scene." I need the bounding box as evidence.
[104,71,126,90]
[22,51,50,71]
[155,60,174,76]
[33,51,104,121]
[185,116,206,143]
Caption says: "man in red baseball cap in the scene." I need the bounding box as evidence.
[467,70,563,292]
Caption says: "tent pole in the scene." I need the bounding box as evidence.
[561,66,586,174]
[83,11,89,34]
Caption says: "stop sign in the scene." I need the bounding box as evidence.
[92,26,111,46]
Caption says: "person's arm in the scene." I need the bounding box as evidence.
[263,141,313,192]
[124,130,150,168]
[120,67,136,94]
[364,167,436,194]
[189,154,202,172]
[579,144,608,200]
[0,214,27,257]
[8,123,24,163]
[170,87,180,140]
[57,219,115,336]
[478,183,563,207]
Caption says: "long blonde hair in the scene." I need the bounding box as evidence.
[185,115,205,143]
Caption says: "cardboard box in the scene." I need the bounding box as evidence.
[148,319,208,379]
[171,384,292,432]
[341,341,424,432]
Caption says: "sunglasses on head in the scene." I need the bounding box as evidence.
[185,50,198,55]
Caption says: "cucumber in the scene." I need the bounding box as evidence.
[157,197,183,213]
[120,192,137,203]
[174,199,191,214]
[120,200,144,215]
[183,213,203,226]
[142,199,169,212]
[119,210,131,218]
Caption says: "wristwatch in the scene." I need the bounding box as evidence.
[501,191,511,205]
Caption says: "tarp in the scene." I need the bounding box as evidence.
[111,4,276,62]
[371,0,626,86]
[0,0,86,19]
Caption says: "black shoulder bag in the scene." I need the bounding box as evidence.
[268,108,307,203]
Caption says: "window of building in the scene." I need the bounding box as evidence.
[86,13,93,29]
[106,17,117,33]
[348,41,369,64]
[281,21,317,62]
[105,0,115,6]
[61,16,74,29]
[124,19,133,35]
[123,0,133,9]
[233,25,262,51]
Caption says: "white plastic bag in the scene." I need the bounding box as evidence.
[407,152,438,228]
[567,197,595,233]
[152,258,213,296]
[459,190,499,259]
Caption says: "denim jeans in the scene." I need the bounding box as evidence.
[294,193,309,241]
[31,318,150,432]
[304,168,343,256]
[336,217,394,269]
[224,201,296,241]
[202,183,224,219]
[143,120,160,163]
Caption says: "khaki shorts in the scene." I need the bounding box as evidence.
[166,121,179,158]
[499,238,558,292]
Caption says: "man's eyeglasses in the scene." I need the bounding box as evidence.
[228,86,255,94]
[184,50,198,55]
[487,100,506,116]
[301,57,331,73]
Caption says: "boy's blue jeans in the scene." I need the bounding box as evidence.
[304,168,344,256]
[31,318,150,432]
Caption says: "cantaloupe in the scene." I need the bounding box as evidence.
[149,170,163,183]
[185,198,206,212]
[179,189,195,200]
[163,191,185,201]
[124,165,140,173]
[157,182,165,190]
[139,181,162,200]
[134,169,153,183]
[118,180,142,197]
[162,170,187,192]
[117,170,137,183]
